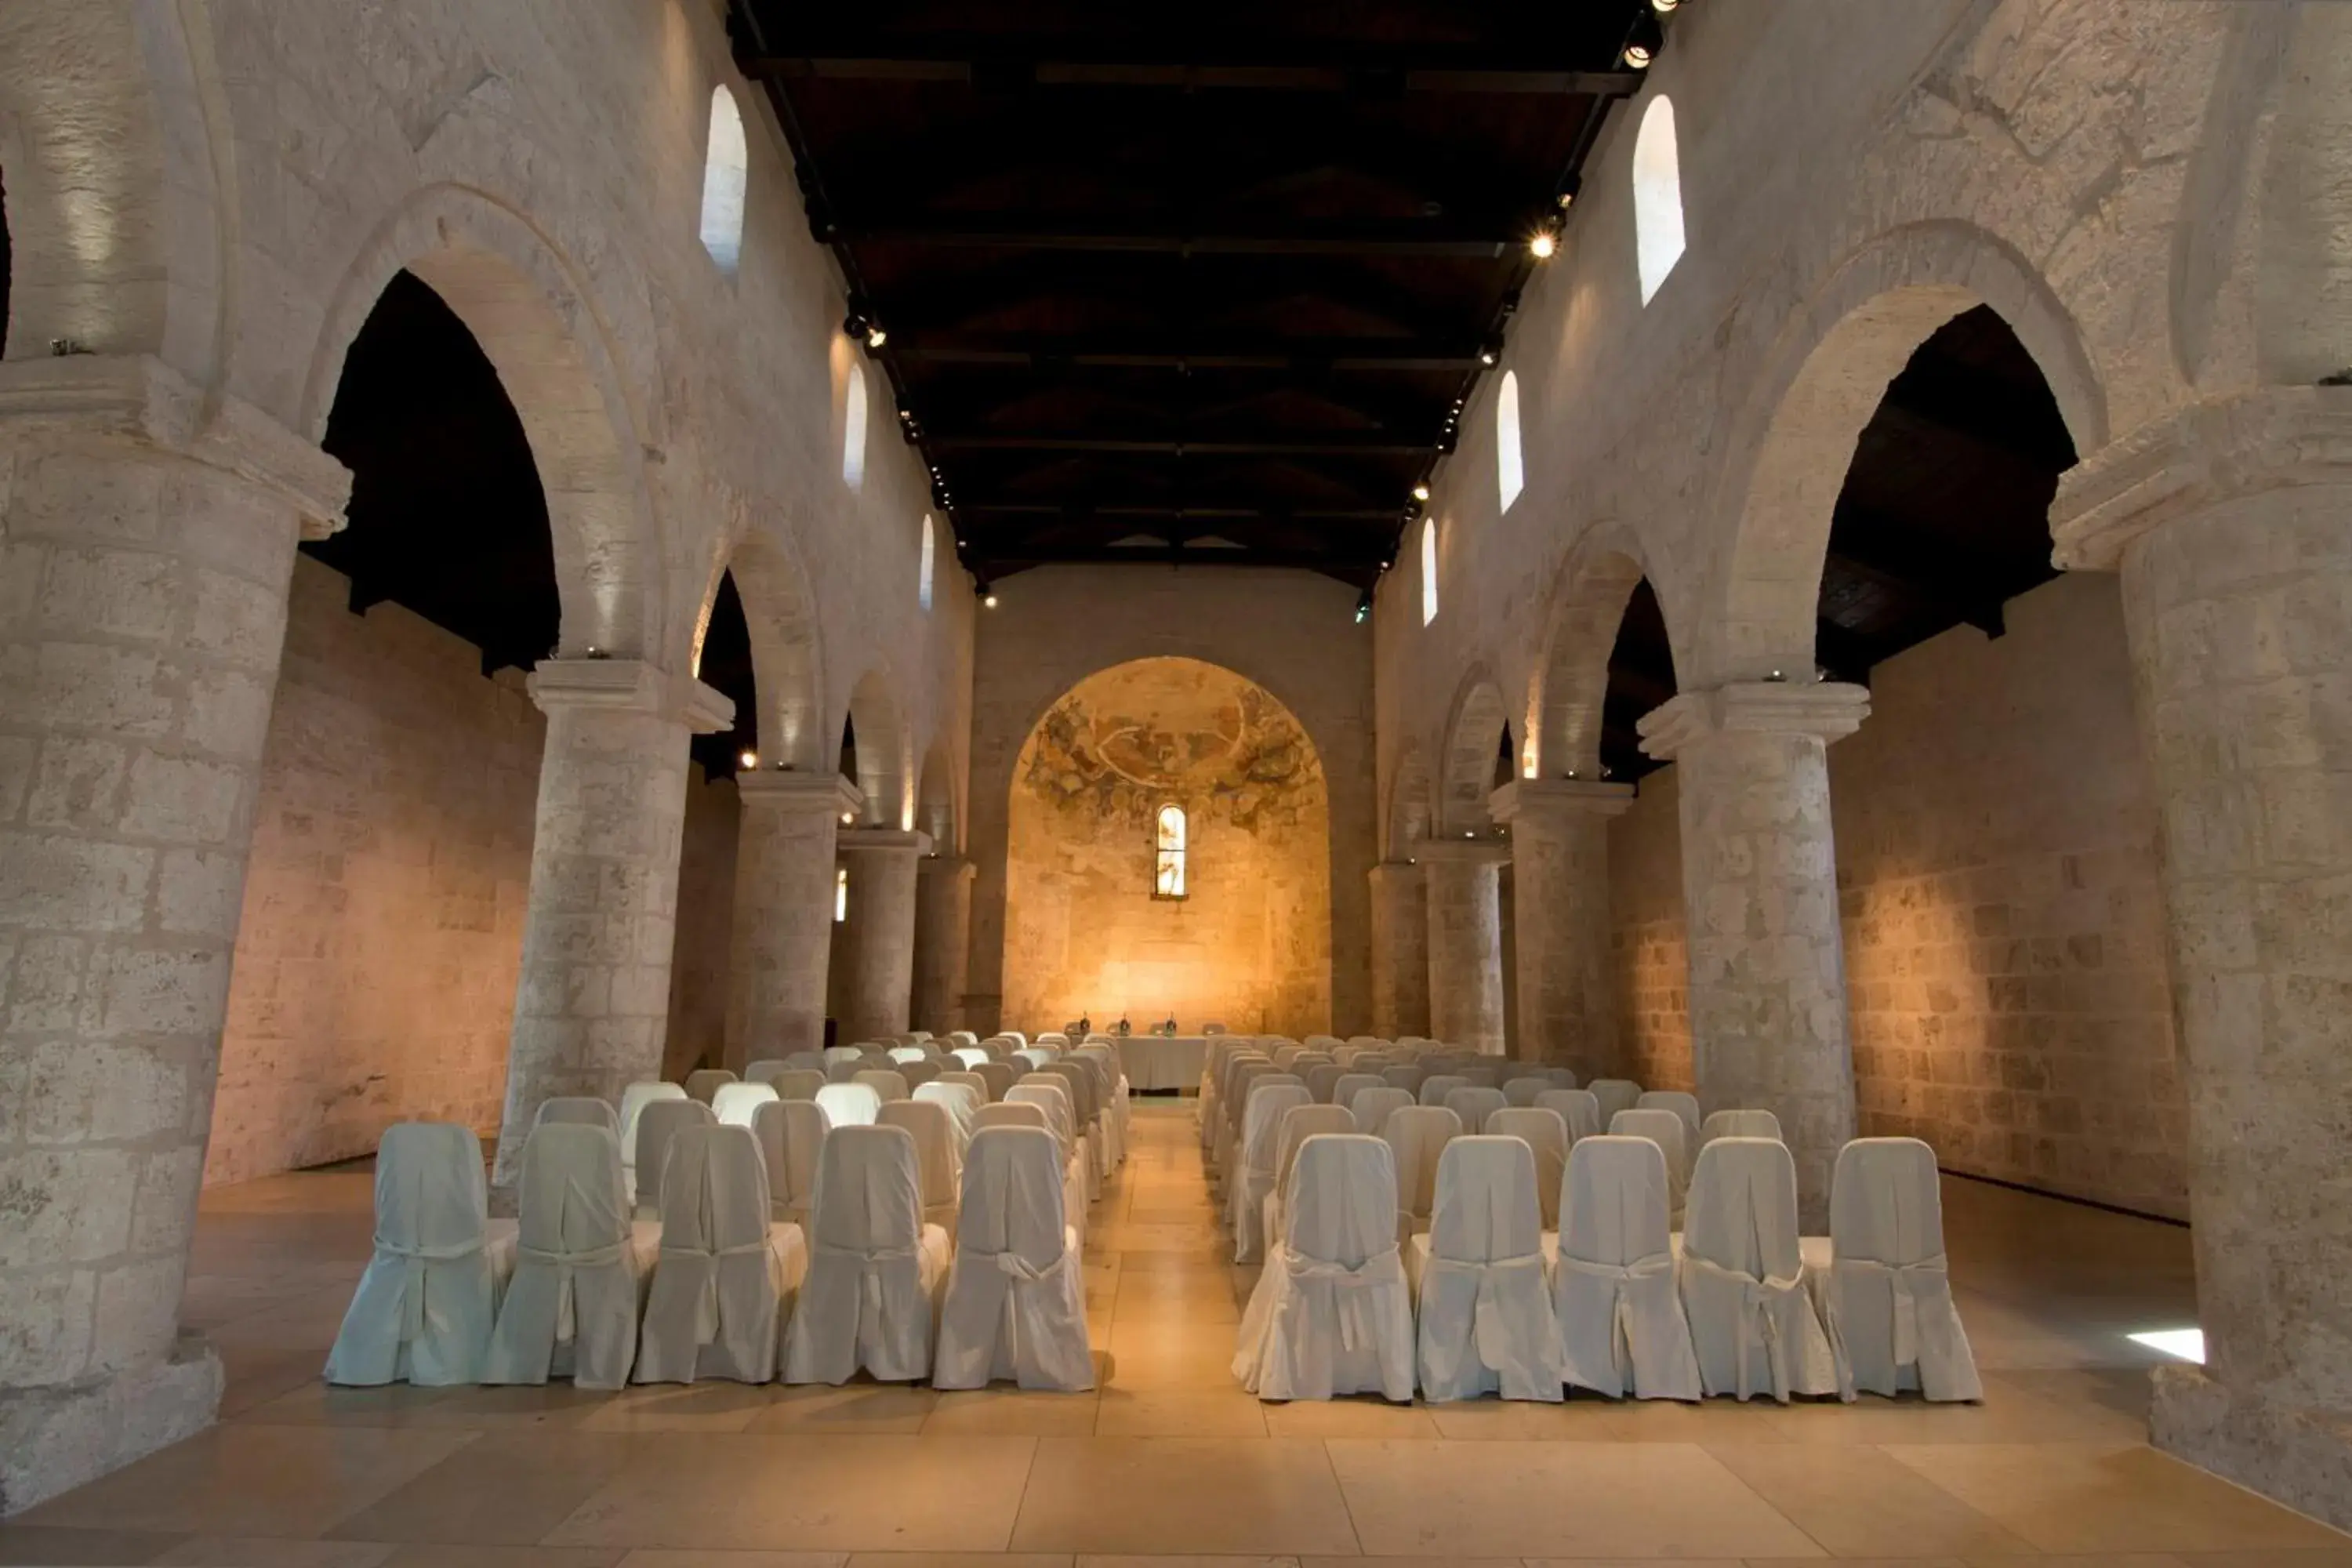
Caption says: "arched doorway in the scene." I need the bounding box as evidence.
[1004,657,1331,1036]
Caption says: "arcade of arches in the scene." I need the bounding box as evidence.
[1,0,2350,1551]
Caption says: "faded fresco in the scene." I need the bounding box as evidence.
[1005,657,1331,1035]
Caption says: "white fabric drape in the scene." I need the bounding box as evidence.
[1817,1138,1981,1402]
[1442,1085,1508,1134]
[325,1122,514,1386]
[878,1098,964,1233]
[1414,1135,1566,1402]
[914,1081,982,1155]
[1417,1073,1468,1107]
[1610,1108,1691,1223]
[932,1126,1094,1391]
[1588,1078,1642,1127]
[1639,1090,1704,1145]
[1502,1076,1548,1108]
[1537,1089,1602,1143]
[815,1082,881,1128]
[752,1096,828,1229]
[1262,1104,1357,1257]
[535,1097,619,1134]
[684,1069,737,1104]
[1679,1137,1838,1402]
[635,1124,807,1383]
[633,1098,717,1218]
[769,1069,826,1102]
[712,1082,779,1127]
[1381,1105,1461,1239]
[853,1069,911,1102]
[1234,1134,1416,1402]
[1230,1083,1311,1262]
[782,1124,952,1384]
[1485,1107,1568,1232]
[618,1081,687,1188]
[1702,1108,1783,1145]
[1348,1085,1414,1137]
[483,1123,654,1389]
[1553,1134,1700,1400]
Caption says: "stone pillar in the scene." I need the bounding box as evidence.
[1367,860,1429,1038]
[2050,389,2352,1531]
[911,855,975,1034]
[0,356,347,1512]
[492,659,731,1189]
[833,829,930,1041]
[1420,841,1509,1054]
[1638,681,1869,1228]
[724,773,858,1067]
[1492,779,1634,1073]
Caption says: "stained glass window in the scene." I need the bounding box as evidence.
[1154,803,1188,899]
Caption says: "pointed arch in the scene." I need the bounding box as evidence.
[699,84,748,275]
[691,522,824,771]
[1529,521,1673,779]
[1633,95,1686,306]
[844,665,912,828]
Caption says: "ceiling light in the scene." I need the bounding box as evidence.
[866,323,887,349]
[1412,483,1431,503]
[739,749,758,769]
[1555,175,1582,211]
[1479,347,1498,366]
[1529,229,1559,260]
[1624,43,1653,67]
[1653,0,1679,12]
[1624,15,1664,69]
[1354,589,1372,624]
[841,811,855,825]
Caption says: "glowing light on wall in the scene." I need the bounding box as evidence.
[834,866,848,923]
[2128,1327,2204,1362]
[843,362,869,491]
[1420,517,1439,626]
[1633,96,1686,305]
[918,514,935,611]
[1496,371,1524,513]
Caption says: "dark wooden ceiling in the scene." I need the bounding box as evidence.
[730,0,1662,588]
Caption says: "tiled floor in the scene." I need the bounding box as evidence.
[8,1103,2346,1568]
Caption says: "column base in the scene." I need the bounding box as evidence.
[2150,1363,2352,1533]
[0,1333,223,1515]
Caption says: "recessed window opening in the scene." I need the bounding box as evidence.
[699,86,748,274]
[1497,372,1524,512]
[1632,95,1686,305]
[844,361,869,491]
[918,514,935,610]
[1420,517,1439,626]
[1154,803,1189,899]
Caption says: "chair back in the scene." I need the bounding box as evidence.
[1330,1073,1380,1112]
[769,1069,826,1102]
[813,1082,881,1128]
[1684,1137,1804,1281]
[888,1045,929,1065]
[1537,1088,1602,1142]
[952,1047,991,1069]
[751,1098,829,1219]
[852,1069,910,1102]
[900,1059,942,1089]
[877,1099,960,1217]
[633,1098,716,1213]
[712,1081,779,1127]
[1380,1063,1426,1095]
[974,1101,1049,1134]
[517,1121,630,1258]
[373,1121,492,1265]
[935,1069,990,1103]
[1831,1137,1947,1266]
[1703,1108,1784,1145]
[743,1059,788,1087]
[974,1061,1018,1102]
[1014,1047,1056,1070]
[826,1058,866,1082]
[657,1123,773,1254]
[1381,1105,1463,1226]
[1348,1084,1415,1137]
[1539,1066,1580,1090]
[1588,1077,1642,1127]
[1417,1073,1468,1107]
[1610,1107,1692,1200]
[1486,1106,1569,1230]
[535,1097,619,1134]
[1639,1090,1704,1144]
[782,1051,827,1073]
[822,1045,862,1065]
[956,1125,1069,1264]
[1502,1076,1549,1108]
[618,1081,687,1171]
[684,1069,737,1105]
[1561,1134,1674,1268]
[1274,1104,1357,1196]
[1428,1135,1544,1264]
[1007,1082,1076,1156]
[1042,1062,1097,1128]
[1458,1065,1504,1090]
[1271,1045,1303,1069]
[1283,1134,1399,1266]
[1442,1084,1508,1134]
[1303,1063,1346,1103]
[1240,1083,1312,1177]
[809,1124,925,1254]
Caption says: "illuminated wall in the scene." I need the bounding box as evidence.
[1004,657,1330,1036]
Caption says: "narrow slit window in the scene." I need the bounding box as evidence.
[918,514,935,611]
[844,361,869,491]
[1497,371,1523,512]
[699,86,747,274]
[834,866,849,923]
[1420,517,1439,626]
[1632,95,1686,305]
[1154,803,1188,900]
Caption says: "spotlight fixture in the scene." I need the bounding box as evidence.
[1653,0,1679,13]
[1479,336,1504,367]
[1412,483,1432,503]
[979,582,999,608]
[1624,42,1653,67]
[1354,589,1373,624]
[1623,13,1664,67]
[1554,174,1582,212]
[739,749,759,769]
[1528,225,1559,260]
[865,322,887,350]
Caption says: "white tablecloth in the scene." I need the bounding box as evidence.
[1116,1036,1211,1092]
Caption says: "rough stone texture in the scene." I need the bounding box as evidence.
[1367,861,1429,1040]
[1419,842,1508,1055]
[830,830,927,1042]
[1607,769,1693,1092]
[663,764,739,1078]
[1642,683,1870,1228]
[1494,780,1630,1073]
[1003,659,1330,1036]
[910,855,975,1034]
[724,774,852,1065]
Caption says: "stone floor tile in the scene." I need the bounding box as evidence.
[1092,1388,1270,1437]
[325,1432,643,1544]
[1702,1443,2034,1557]
[1010,1439,1359,1555]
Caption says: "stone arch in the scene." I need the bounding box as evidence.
[691,521,824,771]
[916,740,959,850]
[844,664,913,829]
[1438,666,1511,835]
[1387,744,1434,859]
[1700,220,2109,687]
[297,183,663,659]
[1527,521,1675,779]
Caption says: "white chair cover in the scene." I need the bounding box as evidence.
[932,1126,1094,1391]
[684,1069,737,1105]
[1234,1134,1415,1402]
[1014,1047,1054,1070]
[1003,1084,1088,1236]
[1381,1105,1462,1238]
[975,1101,1047,1134]
[853,1069,911,1102]
[814,1082,881,1128]
[1263,1103,1357,1252]
[1639,1090,1704,1145]
[482,1123,652,1388]
[1459,1065,1504,1091]
[633,1098,717,1218]
[1588,1078,1642,1127]
[1610,1107,1692,1221]
[1554,1134,1701,1400]
[1414,1136,1566,1402]
[1442,1084,1508,1134]
[1486,1106,1569,1231]
[1380,1063,1426,1096]
[922,1079,985,1138]
[826,1058,867,1083]
[1330,1073,1381,1112]
[974,1061,1018,1102]
[535,1097,619,1134]
[768,1069,826,1102]
[1230,1083,1312,1262]
[1703,1108,1784,1145]
[823,1045,863,1065]
[618,1081,687,1184]
[1680,1138,1838,1401]
[1817,1138,1981,1402]
[1417,1073,1468,1107]
[950,1047,989,1069]
[635,1124,807,1383]
[781,1124,953,1384]
[1539,1066,1580,1090]
[752,1097,829,1227]
[889,1045,930,1065]
[878,1098,964,1232]
[1537,1088,1602,1143]
[1502,1076,1549,1108]
[325,1122,512,1386]
[711,1081,779,1127]
[743,1058,788,1086]
[1348,1084,1415,1137]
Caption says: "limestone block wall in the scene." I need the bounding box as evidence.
[663,767,739,1078]
[207,557,539,1184]
[1606,768,1693,1092]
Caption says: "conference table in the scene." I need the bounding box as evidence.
[1114,1034,1212,1092]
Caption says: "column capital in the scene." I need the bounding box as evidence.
[2053,387,2352,571]
[526,658,734,731]
[1414,838,1512,866]
[1489,778,1635,822]
[736,770,862,818]
[1637,681,1870,761]
[918,854,977,883]
[0,352,351,538]
[839,828,935,856]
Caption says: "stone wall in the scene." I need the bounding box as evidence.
[1606,767,1692,1091]
[663,767,739,1078]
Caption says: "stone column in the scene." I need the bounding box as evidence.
[911,855,975,1034]
[1638,681,1869,1227]
[492,659,730,1189]
[1419,841,1509,1054]
[0,356,347,1512]
[2050,389,2352,1531]
[1492,779,1634,1073]
[724,773,858,1067]
[833,829,931,1041]
[1367,861,1430,1038]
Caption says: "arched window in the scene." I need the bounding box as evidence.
[1420,516,1439,626]
[843,361,869,491]
[1496,371,1524,513]
[918,514,935,611]
[1154,804,1189,899]
[699,86,748,275]
[1632,96,1686,306]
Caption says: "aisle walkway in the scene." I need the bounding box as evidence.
[5,1103,2344,1566]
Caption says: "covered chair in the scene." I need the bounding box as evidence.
[1703,1108,1784,1145]
[1815,1138,1981,1402]
[1413,1136,1566,1402]
[822,1045,863,1066]
[1234,1134,1416,1402]
[1486,1106,1569,1232]
[751,1098,828,1229]
[1331,1073,1381,1112]
[975,1060,1019,1102]
[781,1124,953,1384]
[938,1069,991,1103]
[769,1069,826,1102]
[814,1082,882,1129]
[1381,1105,1462,1240]
[634,1124,808,1384]
[1588,1078,1642,1127]
[1379,1063,1427,1097]
[1014,1047,1057,1071]
[684,1069,737,1105]
[878,1098,964,1232]
[783,1050,829,1073]
[1348,1084,1415,1138]
[618,1081,687,1188]
[325,1122,514,1386]
[711,1081,779,1127]
[933,1126,1094,1392]
[951,1047,991,1069]
[1006,1082,1089,1230]
[1537,1088,1602,1143]
[1554,1134,1701,1400]
[1229,1082,1312,1263]
[975,1100,1048,1134]
[1302,1062,1345,1104]
[1503,1076,1550,1108]
[901,1059,943,1090]
[1639,1090,1704,1145]
[1458,1065,1504,1091]
[633,1098,717,1218]
[1680,1138,1838,1402]
[482,1123,655,1388]
[1417,1073,1468,1108]
[854,1069,911,1102]
[889,1045,931,1065]
[1263,1104,1358,1251]
[743,1058,788,1086]
[1610,1108,1692,1223]
[1537,1066,1581,1090]
[826,1057,868,1083]
[535,1097,619,1134]
[916,1080,982,1140]
[1442,1084,1508,1134]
